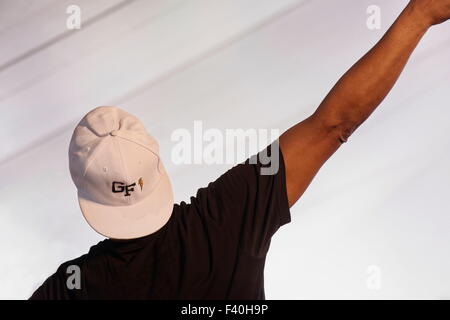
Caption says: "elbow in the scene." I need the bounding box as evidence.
[316,113,361,144]
[335,122,357,143]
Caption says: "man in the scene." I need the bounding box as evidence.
[31,0,450,299]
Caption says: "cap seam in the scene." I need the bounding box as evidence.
[114,137,131,205]
[111,109,130,205]
[113,133,163,175]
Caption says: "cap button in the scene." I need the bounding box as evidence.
[110,130,118,136]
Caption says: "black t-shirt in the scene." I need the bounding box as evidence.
[30,145,291,300]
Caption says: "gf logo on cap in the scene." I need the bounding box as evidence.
[112,177,143,197]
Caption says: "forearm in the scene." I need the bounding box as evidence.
[313,2,430,141]
[280,0,450,207]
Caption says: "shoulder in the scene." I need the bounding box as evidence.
[29,242,104,300]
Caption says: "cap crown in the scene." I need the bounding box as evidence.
[69,107,161,206]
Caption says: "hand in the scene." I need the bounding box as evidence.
[409,0,450,26]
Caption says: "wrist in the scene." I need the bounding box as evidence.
[405,1,433,31]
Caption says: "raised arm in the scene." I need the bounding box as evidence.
[280,0,450,207]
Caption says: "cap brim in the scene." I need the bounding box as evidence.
[78,166,174,239]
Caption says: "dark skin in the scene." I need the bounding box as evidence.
[280,0,450,207]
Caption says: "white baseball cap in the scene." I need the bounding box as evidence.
[68,106,174,239]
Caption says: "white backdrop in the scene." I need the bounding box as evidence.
[0,0,449,299]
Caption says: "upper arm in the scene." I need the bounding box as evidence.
[279,113,345,208]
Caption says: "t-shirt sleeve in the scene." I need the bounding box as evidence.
[29,269,69,300]
[193,142,291,257]
[29,262,82,300]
